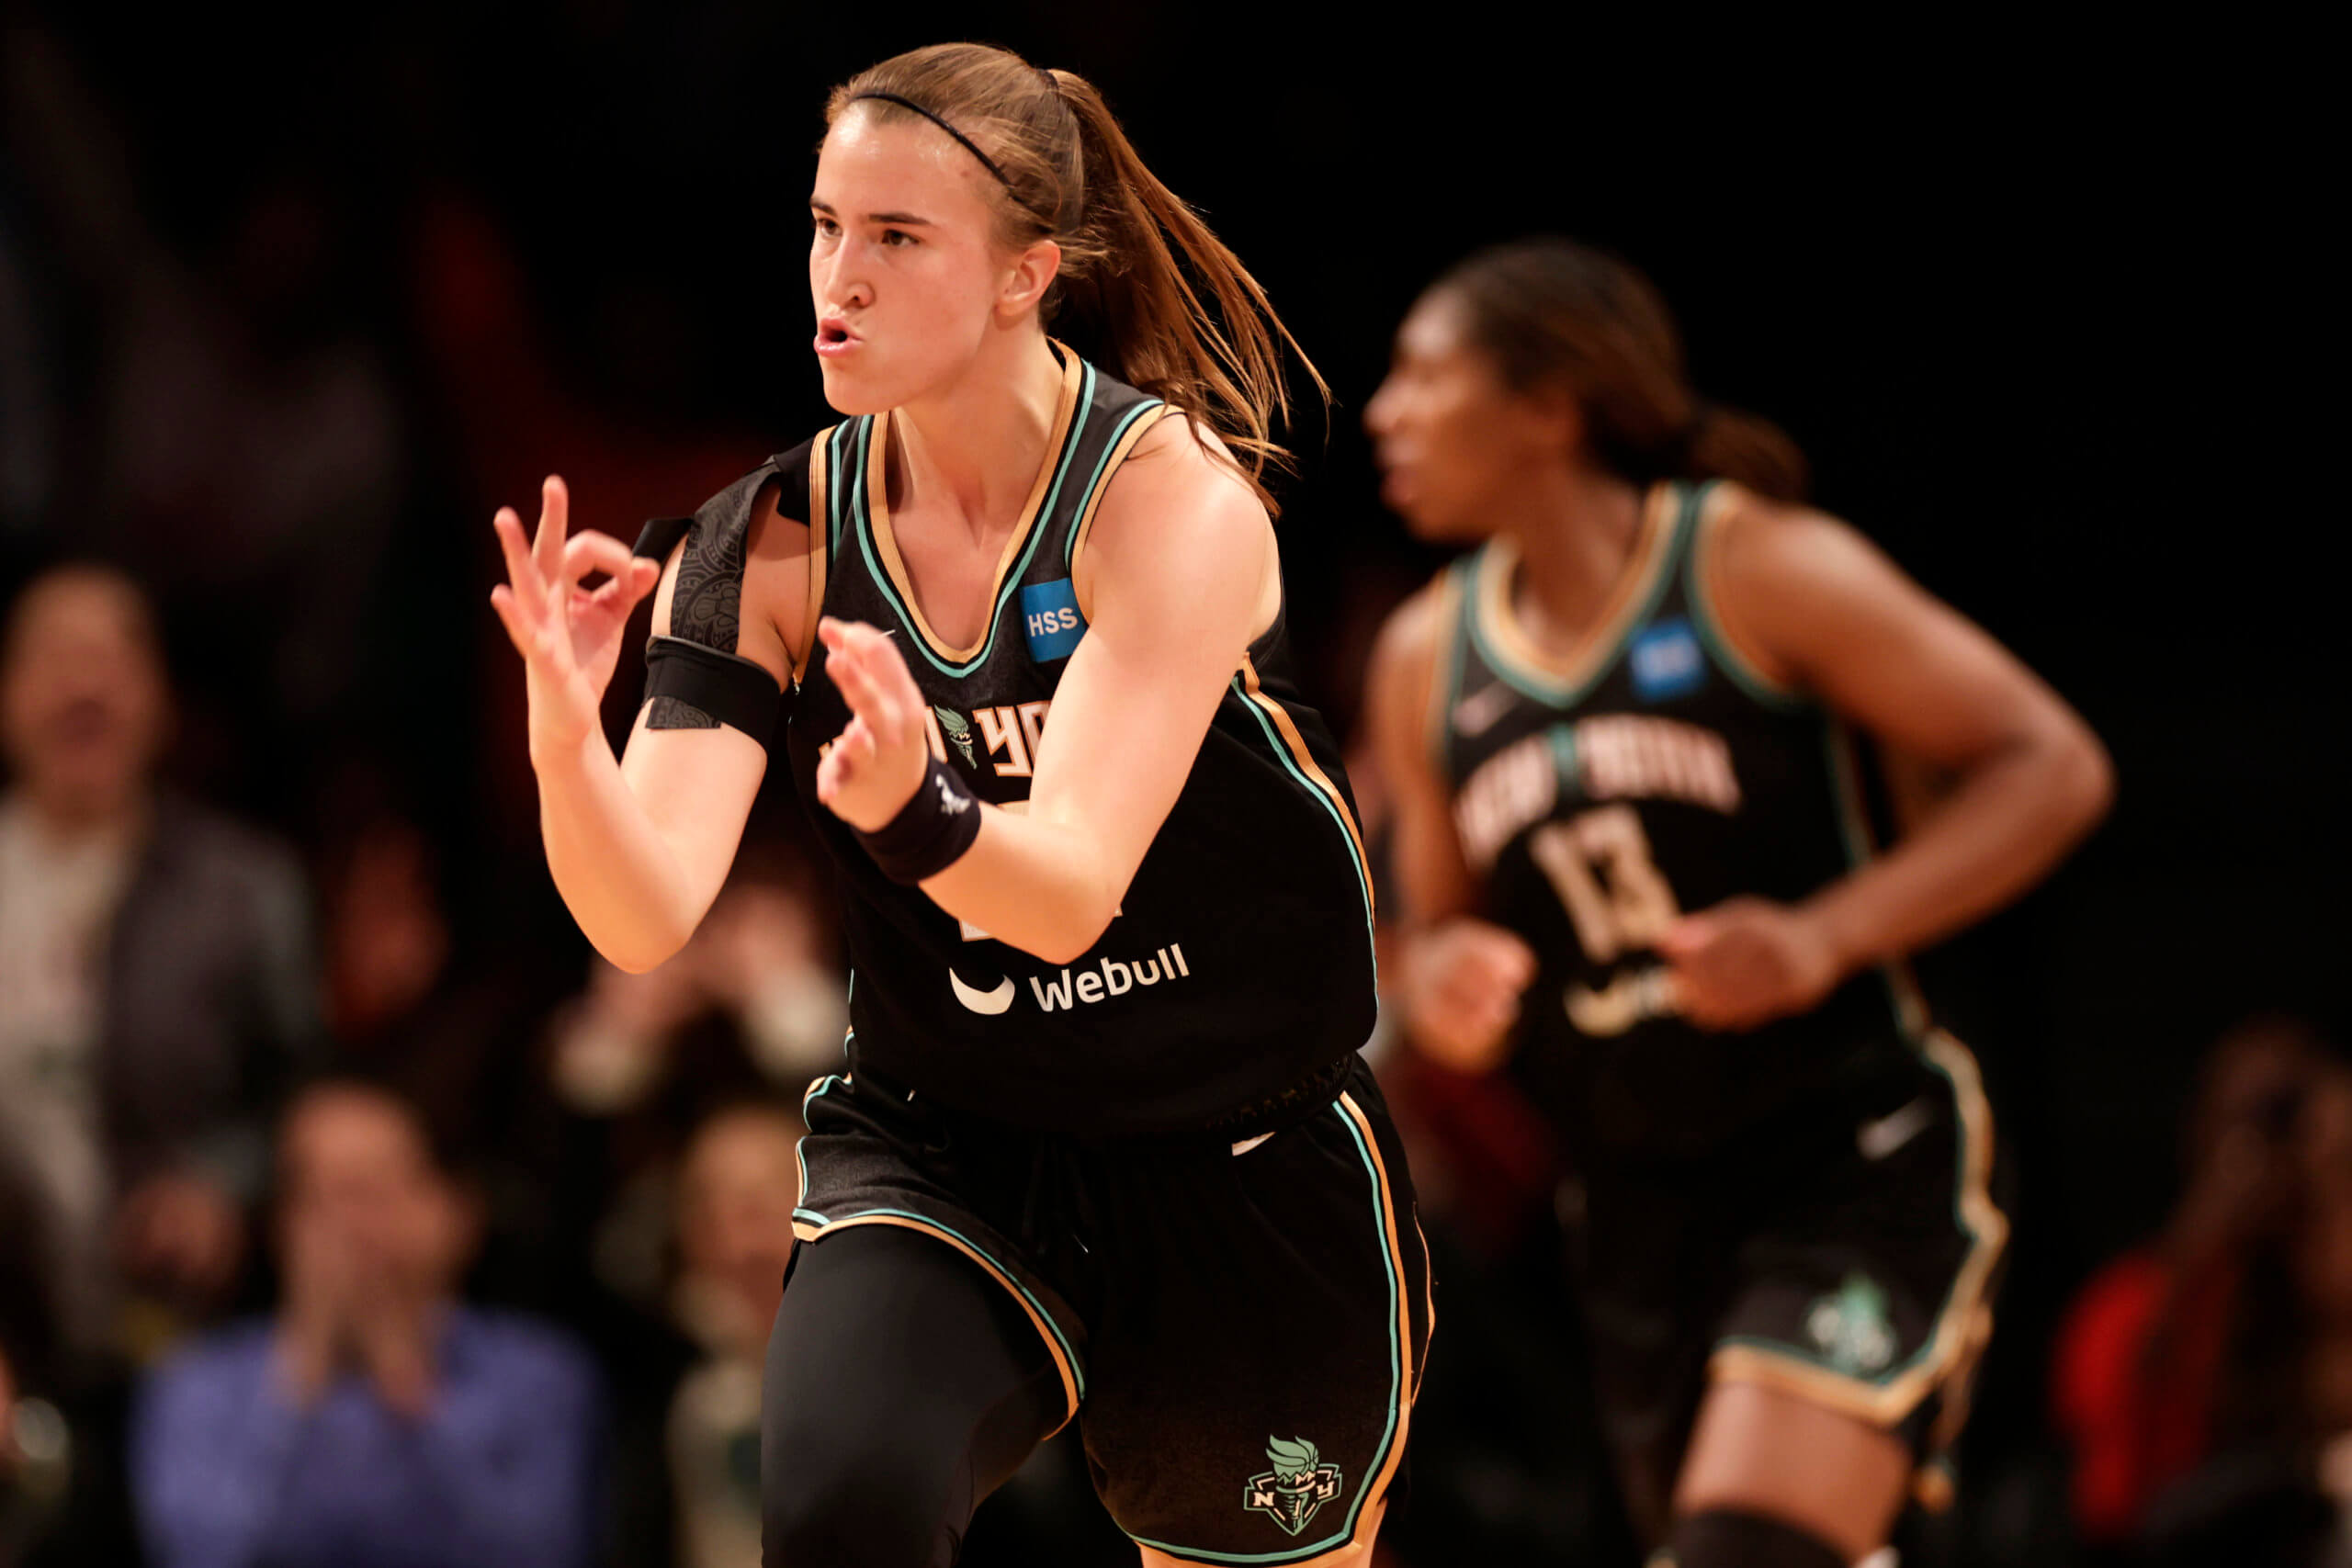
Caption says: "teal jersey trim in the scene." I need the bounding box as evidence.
[854,362,1098,678]
[1228,673,1378,984]
[828,418,863,560]
[1062,398,1167,570]
[1128,1099,1403,1564]
[1464,484,1696,709]
[1429,557,1477,785]
[816,1205,1085,1401]
[1680,479,1809,713]
[791,1073,848,1228]
[1713,1037,1996,1391]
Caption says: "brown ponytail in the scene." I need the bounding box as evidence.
[828,45,1327,515]
[1432,239,1808,502]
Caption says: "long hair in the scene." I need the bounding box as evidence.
[827,44,1326,514]
[1431,239,1808,502]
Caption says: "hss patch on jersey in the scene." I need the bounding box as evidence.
[1020,577,1086,660]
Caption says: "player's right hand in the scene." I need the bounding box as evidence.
[489,476,662,762]
[1397,916,1538,1073]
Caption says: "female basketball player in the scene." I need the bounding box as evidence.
[488,44,1425,1568]
[1363,240,2111,1568]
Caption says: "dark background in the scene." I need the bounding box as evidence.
[2,0,2338,1555]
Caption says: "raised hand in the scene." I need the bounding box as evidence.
[813,616,933,832]
[488,476,662,761]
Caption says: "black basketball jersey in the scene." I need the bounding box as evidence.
[1428,479,1927,1158]
[768,350,1376,1134]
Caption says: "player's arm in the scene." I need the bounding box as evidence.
[494,477,804,973]
[1663,497,2113,1025]
[1364,583,1535,1069]
[1365,583,1476,931]
[814,421,1267,964]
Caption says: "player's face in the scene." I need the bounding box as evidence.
[1365,293,1569,543]
[808,109,1012,414]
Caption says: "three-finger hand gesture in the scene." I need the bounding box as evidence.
[488,477,662,761]
[814,617,933,831]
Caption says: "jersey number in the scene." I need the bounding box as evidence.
[1529,805,1680,964]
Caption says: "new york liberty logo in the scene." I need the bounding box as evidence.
[933,705,977,768]
[1806,1273,1898,1375]
[1242,1436,1344,1536]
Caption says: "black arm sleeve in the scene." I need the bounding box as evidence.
[630,439,815,750]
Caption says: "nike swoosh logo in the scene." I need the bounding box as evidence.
[1564,966,1679,1037]
[1452,680,1517,738]
[1857,1097,1934,1161]
[949,969,1015,1015]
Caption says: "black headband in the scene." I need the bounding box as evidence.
[849,93,1010,186]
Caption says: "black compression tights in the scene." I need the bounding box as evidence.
[763,1224,1069,1568]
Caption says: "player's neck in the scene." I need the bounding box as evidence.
[1505,464,1648,649]
[888,330,1067,549]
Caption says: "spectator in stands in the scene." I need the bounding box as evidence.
[544,859,842,1320]
[130,1079,605,1568]
[666,1101,802,1568]
[0,563,321,1362]
[548,864,845,1125]
[2054,1015,2352,1563]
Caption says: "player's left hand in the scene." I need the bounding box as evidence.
[815,616,933,832]
[1657,897,1846,1032]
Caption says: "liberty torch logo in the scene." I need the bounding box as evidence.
[933,705,978,768]
[1243,1436,1343,1536]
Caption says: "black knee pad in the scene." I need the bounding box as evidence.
[1664,1507,1849,1568]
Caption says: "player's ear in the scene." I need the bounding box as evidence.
[1510,377,1583,459]
[1000,239,1061,318]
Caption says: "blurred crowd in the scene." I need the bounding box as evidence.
[1,13,2344,1568]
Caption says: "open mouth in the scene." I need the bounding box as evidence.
[815,319,858,355]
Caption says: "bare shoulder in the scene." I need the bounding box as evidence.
[1706,485,1894,604]
[1702,484,1947,694]
[1091,411,1272,557]
[1075,412,1273,637]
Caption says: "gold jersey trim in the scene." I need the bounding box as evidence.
[796,1211,1083,1438]
[1067,402,1174,624]
[1238,651,1374,920]
[1706,1030,2007,1436]
[863,345,1086,665]
[794,425,837,683]
[1468,481,1678,702]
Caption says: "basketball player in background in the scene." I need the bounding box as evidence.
[1364,239,2110,1568]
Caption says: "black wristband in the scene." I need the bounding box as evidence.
[854,753,983,885]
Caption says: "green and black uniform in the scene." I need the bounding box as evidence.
[1423,479,2004,1513]
[639,347,1430,1565]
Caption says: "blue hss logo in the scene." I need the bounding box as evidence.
[1628,617,1705,702]
[1020,578,1087,660]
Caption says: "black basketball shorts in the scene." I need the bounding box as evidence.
[1568,1030,2006,1511]
[789,1050,1434,1564]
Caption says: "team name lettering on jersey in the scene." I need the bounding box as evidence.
[924,701,1053,777]
[1454,715,1741,871]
